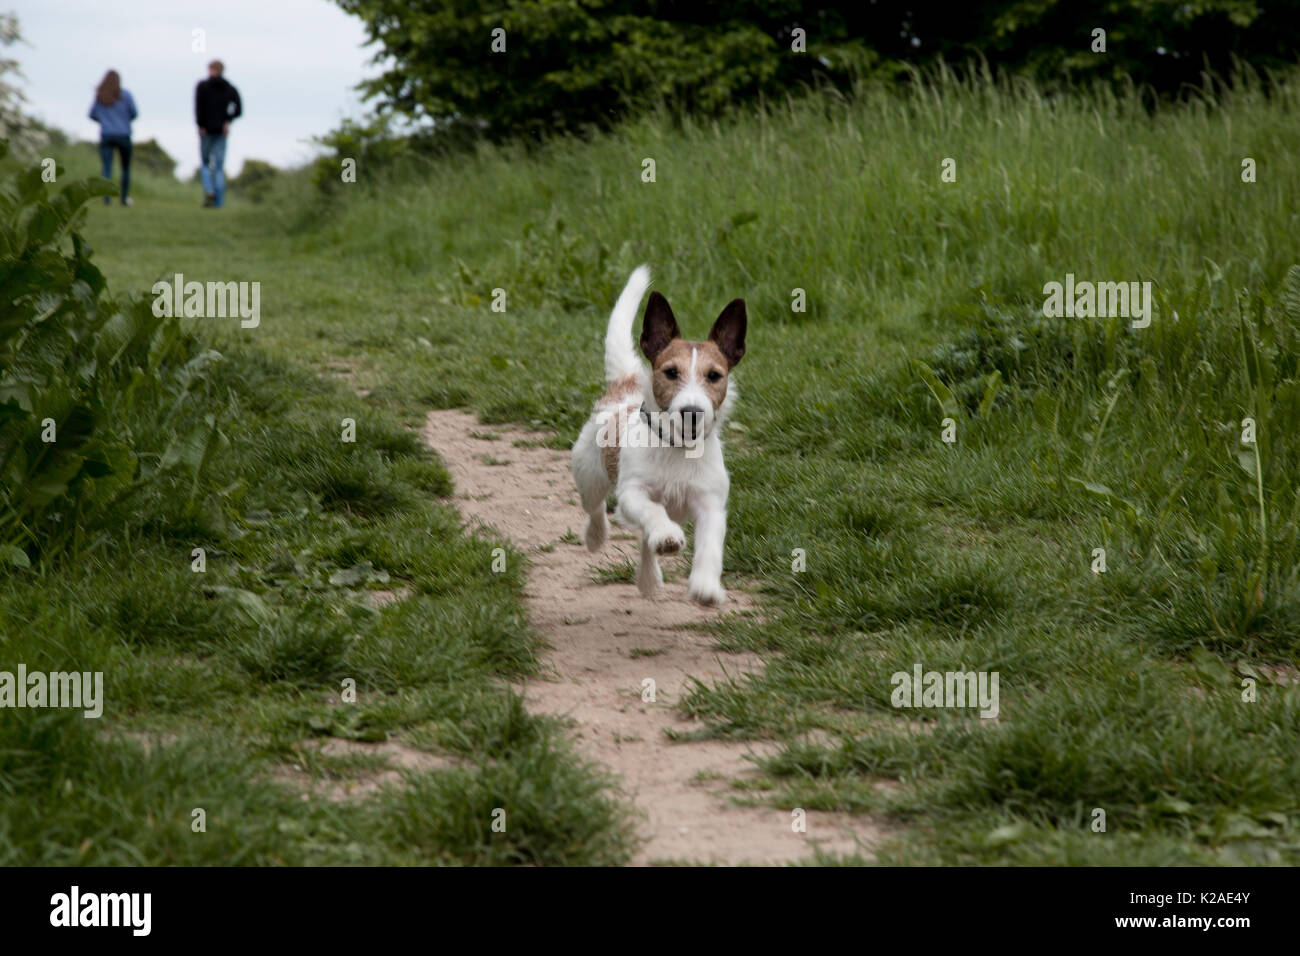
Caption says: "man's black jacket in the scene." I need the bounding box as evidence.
[195,76,242,136]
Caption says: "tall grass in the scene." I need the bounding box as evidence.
[44,63,1300,864]
[303,63,1300,656]
[316,65,1298,337]
[0,144,635,866]
[266,65,1300,863]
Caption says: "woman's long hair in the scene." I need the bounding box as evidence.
[96,70,121,106]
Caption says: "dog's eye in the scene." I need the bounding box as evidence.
[707,370,722,383]
[663,367,678,380]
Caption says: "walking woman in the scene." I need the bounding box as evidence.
[88,70,138,206]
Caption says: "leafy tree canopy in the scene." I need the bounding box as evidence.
[334,0,1295,140]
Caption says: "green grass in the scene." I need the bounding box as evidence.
[0,346,634,863]
[0,164,633,861]
[13,64,1300,865]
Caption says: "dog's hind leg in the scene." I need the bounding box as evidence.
[582,495,609,552]
[571,418,611,552]
[637,530,664,597]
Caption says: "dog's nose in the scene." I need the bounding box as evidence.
[680,406,705,438]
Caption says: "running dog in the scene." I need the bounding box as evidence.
[570,266,746,606]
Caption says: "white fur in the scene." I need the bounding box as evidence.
[570,266,736,606]
[604,264,651,382]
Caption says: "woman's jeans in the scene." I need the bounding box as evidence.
[99,135,132,202]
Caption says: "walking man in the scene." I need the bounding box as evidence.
[195,60,242,208]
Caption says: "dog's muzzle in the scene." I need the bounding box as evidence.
[640,402,705,447]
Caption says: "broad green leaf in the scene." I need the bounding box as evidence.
[985,822,1028,847]
[1154,796,1194,816]
[330,562,375,587]
[211,587,275,628]
[1067,477,1141,522]
[912,359,958,418]
[1032,390,1056,430]
[978,369,1002,418]
[1235,448,1258,479]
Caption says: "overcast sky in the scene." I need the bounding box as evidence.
[10,0,378,177]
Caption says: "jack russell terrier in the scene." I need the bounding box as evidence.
[571,266,746,606]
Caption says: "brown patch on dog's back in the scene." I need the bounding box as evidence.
[598,375,641,485]
[602,373,640,404]
[600,425,621,484]
[599,401,641,484]
[599,375,641,484]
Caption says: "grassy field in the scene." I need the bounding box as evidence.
[7,65,1300,864]
[0,148,632,865]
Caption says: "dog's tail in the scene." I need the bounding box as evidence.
[604,264,651,383]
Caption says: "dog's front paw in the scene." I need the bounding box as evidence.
[688,578,727,607]
[647,522,685,556]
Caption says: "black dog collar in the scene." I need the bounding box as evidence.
[639,402,681,447]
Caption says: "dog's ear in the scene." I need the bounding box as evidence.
[640,291,681,361]
[708,299,747,367]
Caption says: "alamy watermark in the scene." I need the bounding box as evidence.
[0,665,103,718]
[594,407,705,459]
[50,886,150,936]
[891,664,999,719]
[1042,273,1152,328]
[151,272,259,328]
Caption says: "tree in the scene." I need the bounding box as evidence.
[334,1,1298,142]
[132,138,179,177]
[0,13,48,159]
[334,1,877,140]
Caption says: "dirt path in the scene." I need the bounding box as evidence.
[423,409,883,865]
